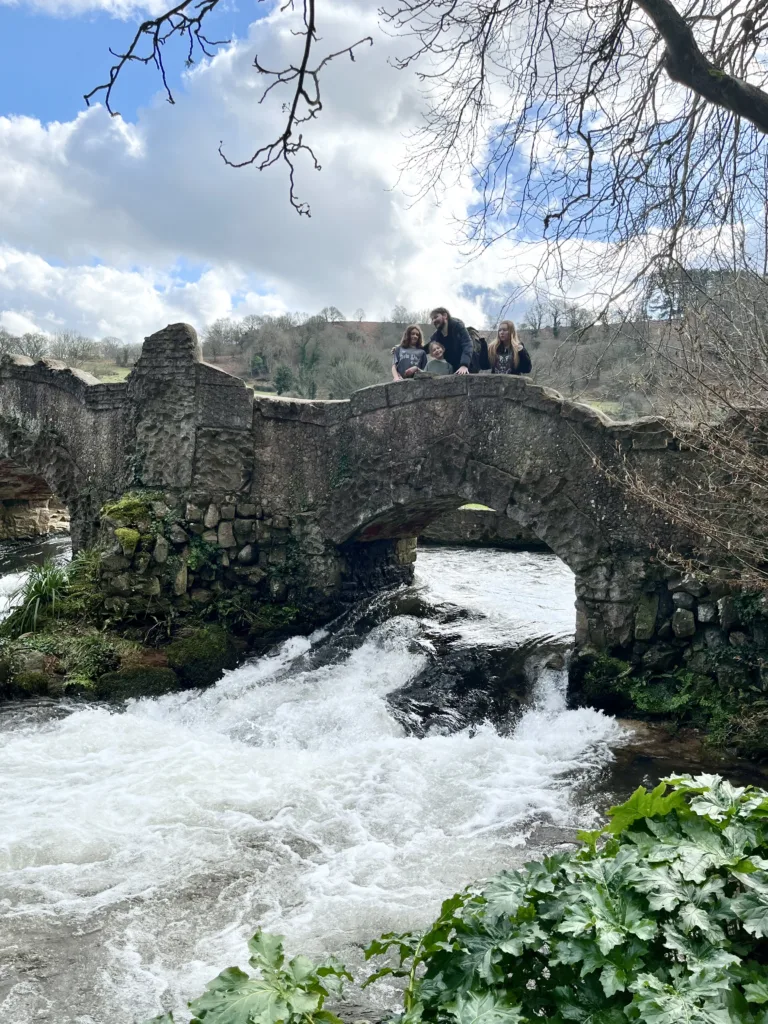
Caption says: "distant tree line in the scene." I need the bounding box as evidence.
[0,328,141,369]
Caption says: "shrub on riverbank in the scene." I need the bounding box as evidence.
[144,774,768,1024]
[575,651,768,759]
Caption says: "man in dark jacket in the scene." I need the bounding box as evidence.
[429,308,473,374]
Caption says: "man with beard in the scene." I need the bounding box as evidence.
[428,308,473,374]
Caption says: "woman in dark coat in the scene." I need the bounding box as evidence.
[487,320,532,375]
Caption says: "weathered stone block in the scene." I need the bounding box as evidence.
[153,535,169,564]
[110,574,131,595]
[169,523,189,545]
[697,602,717,623]
[202,529,218,545]
[704,627,726,648]
[256,521,271,543]
[220,505,236,520]
[237,544,256,564]
[672,591,695,610]
[173,565,188,595]
[204,504,219,529]
[672,608,696,637]
[677,573,707,597]
[634,593,659,640]
[144,576,162,596]
[217,521,236,548]
[237,503,258,518]
[657,618,673,640]
[642,645,677,671]
[101,552,130,572]
[190,588,213,605]
[730,631,749,647]
[188,523,205,536]
[186,503,203,522]
[134,552,151,575]
[234,518,255,544]
[718,597,739,631]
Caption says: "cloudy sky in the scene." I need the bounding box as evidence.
[0,0,542,340]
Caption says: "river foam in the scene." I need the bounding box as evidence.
[0,548,625,1024]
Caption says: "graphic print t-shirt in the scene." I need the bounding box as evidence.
[393,346,427,377]
[493,348,518,374]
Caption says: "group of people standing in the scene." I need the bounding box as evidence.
[391,307,532,382]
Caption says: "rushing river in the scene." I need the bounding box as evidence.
[0,543,641,1024]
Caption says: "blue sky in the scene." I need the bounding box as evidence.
[0,1,260,124]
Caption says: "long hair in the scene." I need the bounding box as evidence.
[487,320,520,370]
[400,324,425,348]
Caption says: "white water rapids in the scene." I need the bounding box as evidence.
[0,547,629,1024]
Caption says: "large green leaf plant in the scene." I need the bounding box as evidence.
[145,775,768,1024]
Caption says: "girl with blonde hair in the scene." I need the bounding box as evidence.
[487,320,532,375]
[391,324,427,381]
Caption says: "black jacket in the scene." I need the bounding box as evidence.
[429,317,473,371]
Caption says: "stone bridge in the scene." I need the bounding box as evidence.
[0,323,693,656]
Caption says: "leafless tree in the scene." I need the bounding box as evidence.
[49,331,96,365]
[318,305,345,322]
[354,308,366,322]
[17,333,49,360]
[605,259,768,587]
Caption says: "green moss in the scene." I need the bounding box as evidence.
[115,527,140,557]
[95,667,180,700]
[101,491,162,525]
[166,626,240,688]
[14,670,50,695]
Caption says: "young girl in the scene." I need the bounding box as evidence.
[391,325,427,381]
[487,320,532,375]
[423,339,452,374]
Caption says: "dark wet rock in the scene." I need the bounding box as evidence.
[386,643,565,736]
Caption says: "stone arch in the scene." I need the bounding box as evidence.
[309,375,683,651]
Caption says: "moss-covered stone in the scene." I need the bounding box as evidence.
[115,527,140,557]
[102,492,162,525]
[14,670,51,695]
[634,593,659,641]
[95,667,180,700]
[166,626,240,688]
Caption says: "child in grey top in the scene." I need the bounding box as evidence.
[422,339,452,375]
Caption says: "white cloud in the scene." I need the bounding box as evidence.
[0,0,560,338]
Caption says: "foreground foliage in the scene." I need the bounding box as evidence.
[146,930,351,1024]
[145,775,768,1024]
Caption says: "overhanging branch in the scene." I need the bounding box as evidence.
[635,0,768,134]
